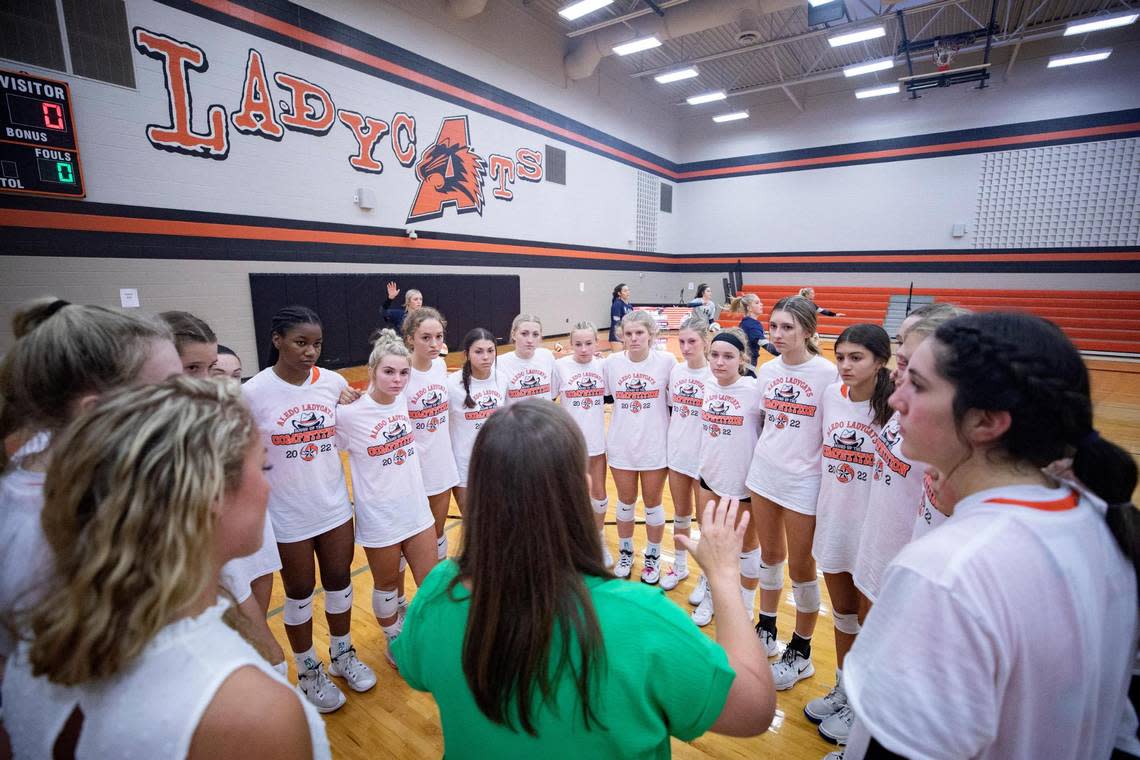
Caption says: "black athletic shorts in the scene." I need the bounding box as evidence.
[698,476,751,502]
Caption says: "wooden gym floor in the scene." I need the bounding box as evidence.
[274,333,1140,760]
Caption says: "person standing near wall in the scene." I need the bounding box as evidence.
[730,294,777,363]
[609,283,634,352]
[382,281,423,331]
[798,288,846,318]
[689,284,723,325]
[242,306,376,713]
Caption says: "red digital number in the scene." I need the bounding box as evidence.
[42,102,65,131]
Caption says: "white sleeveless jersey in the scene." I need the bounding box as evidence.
[811,383,880,575]
[554,356,607,456]
[404,358,460,495]
[698,376,763,500]
[852,410,925,602]
[0,464,48,658]
[666,362,712,478]
[3,599,331,760]
[447,371,507,486]
[603,350,675,471]
[242,367,352,542]
[499,348,558,403]
[744,354,838,514]
[336,394,434,548]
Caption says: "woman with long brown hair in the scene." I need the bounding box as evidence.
[393,399,775,754]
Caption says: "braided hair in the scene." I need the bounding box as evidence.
[461,327,497,409]
[266,305,321,368]
[932,312,1137,586]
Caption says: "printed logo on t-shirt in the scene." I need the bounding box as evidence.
[763,377,818,419]
[822,421,876,483]
[408,385,449,433]
[920,473,940,524]
[270,403,336,460]
[507,370,550,399]
[671,379,705,419]
[464,390,503,422]
[563,372,604,410]
[702,394,744,438]
[366,416,416,464]
[614,373,660,414]
[873,417,911,481]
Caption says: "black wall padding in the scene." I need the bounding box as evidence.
[250,273,521,370]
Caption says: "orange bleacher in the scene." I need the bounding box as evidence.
[726,285,1140,356]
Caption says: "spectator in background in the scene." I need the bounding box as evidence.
[689,284,723,325]
[729,294,777,363]
[608,283,633,352]
[799,287,846,318]
[382,281,423,331]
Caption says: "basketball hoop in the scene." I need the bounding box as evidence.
[932,39,962,71]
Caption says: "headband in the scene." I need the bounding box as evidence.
[711,332,745,352]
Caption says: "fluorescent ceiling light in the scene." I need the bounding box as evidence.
[686,91,727,105]
[655,67,699,83]
[1048,48,1112,67]
[559,0,613,21]
[1064,11,1138,35]
[844,58,895,77]
[713,111,749,123]
[808,0,839,6]
[855,83,899,99]
[613,36,661,56]
[829,26,886,47]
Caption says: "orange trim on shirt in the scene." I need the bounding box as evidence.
[310,367,321,384]
[840,384,850,399]
[983,489,1080,512]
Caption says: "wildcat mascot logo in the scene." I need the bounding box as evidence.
[407,116,487,223]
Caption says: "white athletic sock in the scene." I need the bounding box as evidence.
[329,633,352,658]
[437,533,448,560]
[645,541,661,558]
[619,537,634,553]
[272,660,289,676]
[381,618,403,642]
[674,552,688,573]
[294,646,319,673]
[398,595,407,610]
[740,585,757,619]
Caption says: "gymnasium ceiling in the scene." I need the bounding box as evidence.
[515,0,1140,109]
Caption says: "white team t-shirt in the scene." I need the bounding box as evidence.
[604,350,676,471]
[554,356,607,456]
[852,411,925,602]
[745,354,838,514]
[405,358,460,495]
[336,394,434,548]
[0,465,48,658]
[698,376,763,500]
[811,383,880,575]
[447,371,507,486]
[499,348,558,403]
[845,483,1137,760]
[911,472,949,539]
[242,366,352,543]
[667,362,712,478]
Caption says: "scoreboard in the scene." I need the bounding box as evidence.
[0,69,85,198]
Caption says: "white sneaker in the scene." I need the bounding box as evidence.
[602,544,614,568]
[771,645,814,690]
[614,548,634,579]
[819,704,854,744]
[692,592,714,627]
[298,662,347,713]
[659,564,688,591]
[383,633,399,669]
[823,751,845,760]
[754,621,780,658]
[328,646,377,692]
[640,552,661,584]
[804,677,846,723]
[687,574,709,606]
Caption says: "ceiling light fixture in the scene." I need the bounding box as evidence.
[613,36,662,56]
[687,91,727,105]
[1047,48,1113,67]
[558,0,614,21]
[1064,11,1138,35]
[843,58,895,77]
[855,83,899,99]
[713,111,750,122]
[655,67,699,83]
[829,26,886,47]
